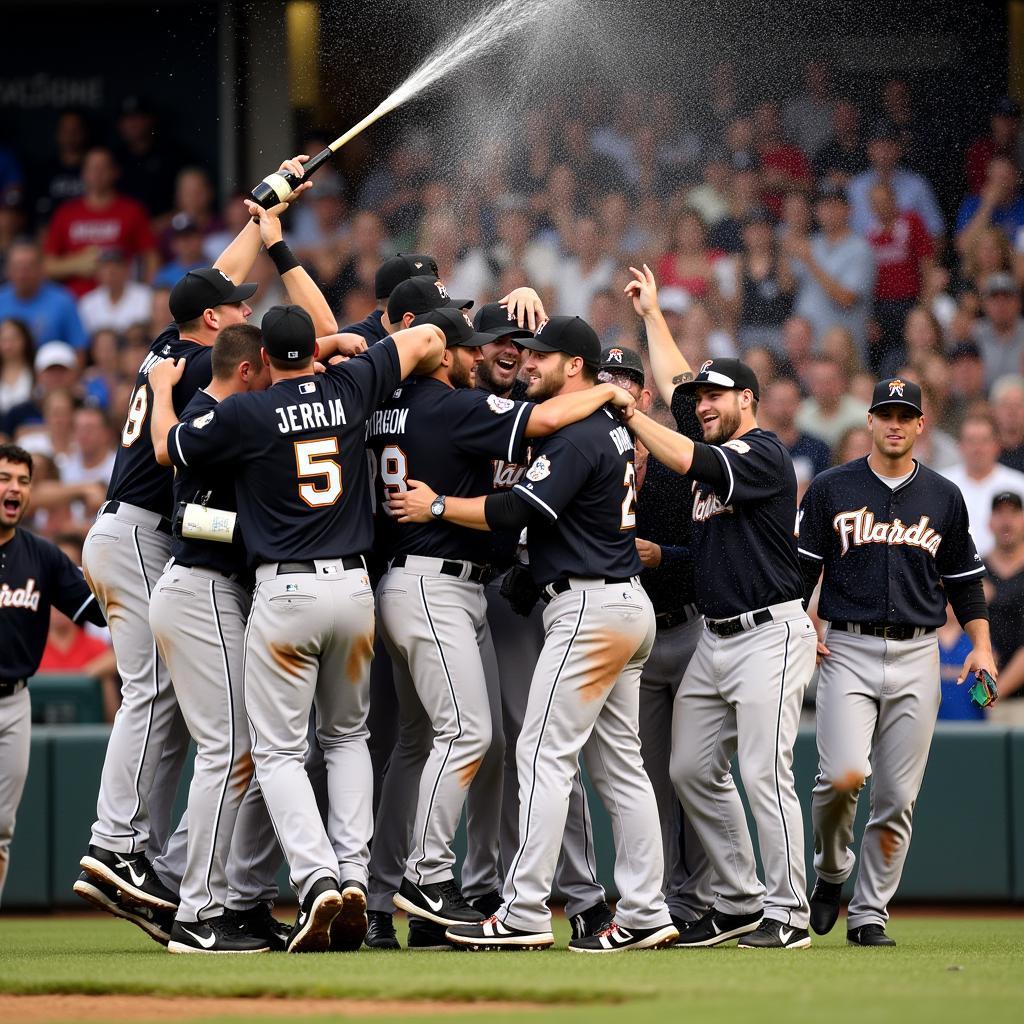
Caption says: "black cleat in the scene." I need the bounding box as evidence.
[393,876,484,927]
[569,900,614,939]
[79,845,178,910]
[287,877,343,953]
[73,871,174,946]
[673,907,763,947]
[364,910,400,950]
[809,877,844,935]
[407,917,452,950]
[738,918,811,949]
[329,880,368,951]
[223,903,290,952]
[569,921,679,953]
[469,890,503,918]
[446,915,554,950]
[847,924,896,946]
[168,915,270,954]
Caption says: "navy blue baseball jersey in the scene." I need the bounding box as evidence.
[170,390,250,580]
[106,324,213,516]
[798,458,984,627]
[367,377,532,565]
[0,529,105,680]
[512,407,644,587]
[168,341,401,565]
[341,309,387,346]
[687,428,803,619]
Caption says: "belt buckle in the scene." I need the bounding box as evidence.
[883,625,898,641]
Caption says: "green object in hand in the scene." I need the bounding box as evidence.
[968,670,998,709]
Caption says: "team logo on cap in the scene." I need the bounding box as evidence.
[608,348,624,363]
[217,269,232,284]
[487,394,514,415]
[414,261,423,269]
[700,360,714,373]
[888,379,906,397]
[525,454,551,481]
[434,280,450,299]
[535,319,548,335]
[462,310,474,328]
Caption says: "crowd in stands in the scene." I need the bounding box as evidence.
[1,62,1023,717]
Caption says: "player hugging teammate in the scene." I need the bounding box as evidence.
[15,166,986,954]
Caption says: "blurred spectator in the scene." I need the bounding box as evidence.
[775,188,814,250]
[553,118,626,198]
[935,606,985,722]
[705,60,740,137]
[686,151,731,228]
[983,491,1024,721]
[899,305,945,376]
[81,328,120,410]
[945,341,989,431]
[786,182,875,356]
[59,404,115,488]
[114,97,181,217]
[0,241,88,350]
[754,100,812,216]
[759,375,831,478]
[921,262,958,332]
[784,61,837,161]
[554,216,615,317]
[417,210,492,301]
[867,182,934,372]
[781,314,815,388]
[724,208,794,352]
[743,344,782,392]
[675,300,733,363]
[880,78,929,175]
[490,195,559,289]
[812,99,868,187]
[955,155,1024,255]
[152,216,207,287]
[709,163,764,253]
[991,374,1024,472]
[964,97,1022,196]
[30,110,89,225]
[78,248,153,336]
[334,210,387,304]
[658,208,724,307]
[0,318,34,416]
[202,193,250,263]
[833,424,872,465]
[819,325,863,381]
[913,385,961,471]
[847,120,943,239]
[158,167,222,259]
[587,289,631,347]
[723,113,758,177]
[244,253,286,326]
[960,225,1013,295]
[795,356,868,446]
[43,147,158,297]
[3,341,79,437]
[287,174,349,258]
[971,273,1024,387]
[41,388,76,462]
[356,138,431,237]
[942,413,1024,557]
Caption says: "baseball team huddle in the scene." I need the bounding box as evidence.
[0,154,998,955]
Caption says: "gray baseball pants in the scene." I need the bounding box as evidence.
[671,601,816,929]
[500,578,670,934]
[811,627,940,930]
[0,688,30,906]
[245,561,375,901]
[638,609,713,922]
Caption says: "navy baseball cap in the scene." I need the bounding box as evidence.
[412,307,495,348]
[375,253,439,299]
[169,267,257,324]
[599,345,645,386]
[675,357,760,400]
[473,302,534,342]
[992,491,1023,511]
[386,275,472,323]
[524,316,601,370]
[262,304,315,363]
[869,377,923,416]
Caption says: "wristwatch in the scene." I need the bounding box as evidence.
[430,494,447,519]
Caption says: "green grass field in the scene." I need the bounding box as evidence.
[0,914,1022,1024]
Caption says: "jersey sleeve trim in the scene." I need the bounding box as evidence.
[712,445,736,505]
[507,402,530,463]
[512,483,558,521]
[71,592,97,623]
[797,546,824,560]
[171,423,188,467]
[940,565,987,580]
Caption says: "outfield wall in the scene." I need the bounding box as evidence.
[5,724,1021,908]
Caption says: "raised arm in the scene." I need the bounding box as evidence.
[625,264,692,405]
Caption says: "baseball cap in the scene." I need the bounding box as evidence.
[983,272,1018,297]
[473,302,534,342]
[599,345,645,386]
[169,267,258,324]
[523,316,601,370]
[412,306,495,348]
[868,376,924,416]
[992,491,1023,511]
[386,275,471,323]
[375,253,439,299]
[674,357,760,400]
[34,340,78,372]
[262,304,315,363]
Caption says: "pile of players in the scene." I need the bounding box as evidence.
[57,156,995,954]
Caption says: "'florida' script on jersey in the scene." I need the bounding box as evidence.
[0,578,40,610]
[833,507,942,557]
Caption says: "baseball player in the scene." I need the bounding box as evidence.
[620,351,817,950]
[368,308,628,935]
[0,444,106,905]
[390,316,678,953]
[799,377,995,945]
[164,304,445,951]
[77,157,315,909]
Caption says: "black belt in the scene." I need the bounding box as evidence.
[103,500,172,536]
[831,621,934,641]
[655,604,700,630]
[389,554,493,584]
[277,556,367,575]
[542,576,635,603]
[707,608,774,638]
[0,678,27,697]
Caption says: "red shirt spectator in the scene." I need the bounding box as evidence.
[38,622,110,673]
[44,147,157,297]
[867,183,933,300]
[755,101,813,216]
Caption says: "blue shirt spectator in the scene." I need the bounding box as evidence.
[0,242,87,350]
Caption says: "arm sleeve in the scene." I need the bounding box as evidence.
[484,489,543,532]
[168,396,246,470]
[50,548,106,627]
[327,338,402,414]
[799,555,823,608]
[511,434,593,521]
[945,576,989,627]
[688,434,785,504]
[451,391,532,464]
[936,488,986,582]
[796,478,829,562]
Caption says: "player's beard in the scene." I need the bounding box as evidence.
[474,357,502,394]
[703,398,742,444]
[448,351,475,390]
[525,364,564,403]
